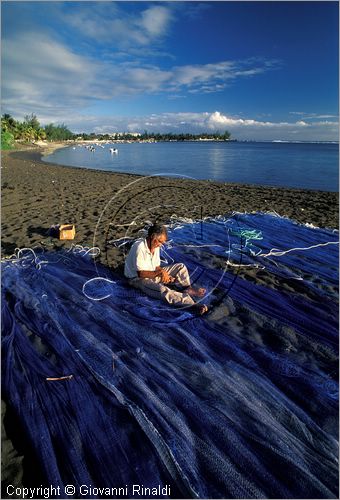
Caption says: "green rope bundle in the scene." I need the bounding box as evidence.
[229,228,263,242]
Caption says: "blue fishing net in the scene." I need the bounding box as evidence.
[2,213,338,498]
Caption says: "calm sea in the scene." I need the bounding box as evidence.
[43,141,339,192]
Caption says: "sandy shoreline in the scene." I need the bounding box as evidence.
[1,145,338,268]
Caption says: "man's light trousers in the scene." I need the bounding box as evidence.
[129,263,195,307]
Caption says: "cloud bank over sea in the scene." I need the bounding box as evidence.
[71,111,337,142]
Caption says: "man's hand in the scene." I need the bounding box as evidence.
[160,269,175,284]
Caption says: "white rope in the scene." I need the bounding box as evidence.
[109,222,137,227]
[226,260,265,269]
[108,237,134,247]
[82,247,101,257]
[82,277,116,301]
[4,247,49,270]
[67,244,101,256]
[160,247,175,265]
[2,244,101,270]
[258,240,339,258]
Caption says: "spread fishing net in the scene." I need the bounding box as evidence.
[2,213,338,498]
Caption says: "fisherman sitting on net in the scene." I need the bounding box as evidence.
[124,224,208,315]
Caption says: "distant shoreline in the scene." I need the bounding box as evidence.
[32,138,339,148]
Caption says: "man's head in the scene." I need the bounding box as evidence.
[147,224,168,250]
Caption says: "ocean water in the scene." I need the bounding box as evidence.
[43,141,339,192]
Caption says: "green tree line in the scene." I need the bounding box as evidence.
[140,130,232,141]
[78,130,232,142]
[1,113,74,148]
[1,113,232,149]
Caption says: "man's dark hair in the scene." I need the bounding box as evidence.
[147,224,167,239]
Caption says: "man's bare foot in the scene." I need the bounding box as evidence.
[187,286,206,298]
[191,304,209,316]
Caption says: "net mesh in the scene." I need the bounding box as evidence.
[2,212,338,498]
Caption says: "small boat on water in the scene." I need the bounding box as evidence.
[109,148,118,154]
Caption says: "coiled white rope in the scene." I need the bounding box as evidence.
[82,277,117,301]
[3,247,49,270]
[68,244,101,257]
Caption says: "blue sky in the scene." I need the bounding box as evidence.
[2,1,339,140]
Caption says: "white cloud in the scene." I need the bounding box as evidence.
[2,31,279,119]
[169,59,273,93]
[289,112,338,120]
[206,112,315,129]
[60,3,174,49]
[119,65,172,93]
[173,62,234,86]
[77,111,339,142]
[107,58,276,97]
[295,120,308,127]
[140,6,173,37]
[2,32,105,117]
